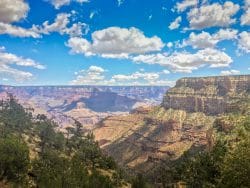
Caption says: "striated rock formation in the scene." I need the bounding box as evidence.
[94,107,214,172]
[93,75,250,173]
[0,85,169,131]
[162,75,250,115]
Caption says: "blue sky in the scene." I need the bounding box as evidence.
[0,0,249,86]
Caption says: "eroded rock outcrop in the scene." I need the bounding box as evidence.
[162,75,250,115]
[93,75,250,173]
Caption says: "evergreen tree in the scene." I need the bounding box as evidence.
[0,136,30,185]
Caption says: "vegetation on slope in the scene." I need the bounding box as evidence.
[150,113,250,187]
[0,95,127,188]
[1,94,249,188]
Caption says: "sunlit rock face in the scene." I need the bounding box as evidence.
[162,75,250,115]
[94,75,250,173]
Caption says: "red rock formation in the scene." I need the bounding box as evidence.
[163,75,250,115]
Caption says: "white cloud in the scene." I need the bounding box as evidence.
[0,22,41,38]
[241,0,250,25]
[0,13,88,38]
[241,9,250,25]
[48,0,70,9]
[182,29,238,49]
[187,1,239,29]
[183,31,217,49]
[112,72,159,82]
[39,13,70,34]
[0,0,40,38]
[111,71,174,86]
[167,42,173,48]
[220,69,240,75]
[214,28,238,41]
[169,16,182,30]
[238,31,250,53]
[0,48,45,70]
[35,13,89,37]
[0,0,29,23]
[67,27,164,58]
[245,0,250,6]
[0,47,45,82]
[71,66,106,85]
[47,0,89,9]
[163,70,170,74]
[71,66,174,86]
[176,0,198,12]
[0,64,33,81]
[117,0,124,7]
[132,48,232,73]
[88,65,105,73]
[89,11,97,19]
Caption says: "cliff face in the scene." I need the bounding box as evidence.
[162,75,250,115]
[93,75,250,173]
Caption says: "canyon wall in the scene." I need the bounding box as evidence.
[162,75,250,115]
[94,75,250,173]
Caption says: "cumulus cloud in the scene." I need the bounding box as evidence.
[182,29,238,49]
[132,48,232,73]
[112,72,159,82]
[0,0,40,38]
[0,0,29,23]
[238,31,250,53]
[220,69,240,75]
[71,66,174,86]
[241,0,250,25]
[169,16,182,30]
[34,13,89,37]
[187,1,239,29]
[0,65,34,81]
[241,9,250,25]
[0,47,45,82]
[112,71,174,86]
[176,0,198,12]
[71,66,106,85]
[214,28,239,40]
[0,0,88,38]
[0,12,88,38]
[47,0,89,9]
[67,27,164,58]
[0,22,41,38]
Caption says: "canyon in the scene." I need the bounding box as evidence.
[93,75,250,173]
[0,85,169,131]
[1,75,249,175]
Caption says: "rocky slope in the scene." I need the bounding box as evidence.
[93,75,250,173]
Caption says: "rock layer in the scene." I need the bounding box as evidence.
[162,75,250,115]
[94,75,250,173]
[0,85,169,130]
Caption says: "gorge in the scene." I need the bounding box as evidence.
[93,75,250,173]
